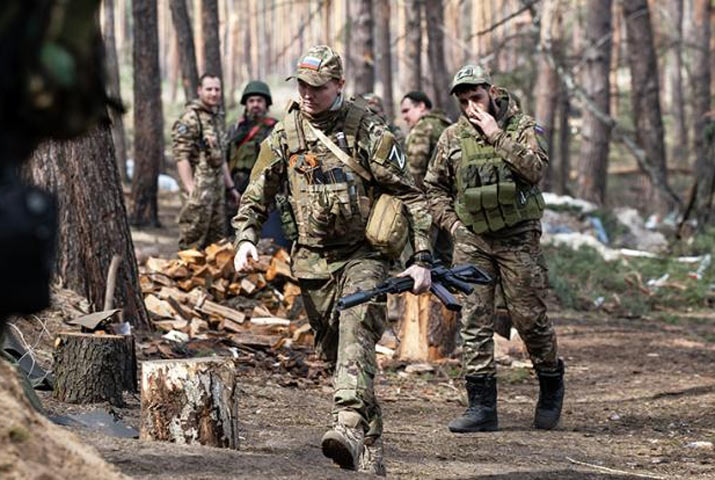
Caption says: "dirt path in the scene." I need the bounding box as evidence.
[36,310,714,480]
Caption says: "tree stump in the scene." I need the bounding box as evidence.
[53,332,137,406]
[140,357,240,449]
[393,292,458,361]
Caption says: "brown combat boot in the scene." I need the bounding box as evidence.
[321,420,364,470]
[358,436,386,477]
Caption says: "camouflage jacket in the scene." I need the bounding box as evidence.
[232,98,432,279]
[405,110,451,190]
[424,88,548,236]
[171,99,225,170]
[225,115,277,173]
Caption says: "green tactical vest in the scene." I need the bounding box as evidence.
[454,116,545,234]
[227,118,276,173]
[282,99,374,248]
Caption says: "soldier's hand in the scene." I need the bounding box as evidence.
[397,264,432,294]
[468,105,501,140]
[234,241,258,272]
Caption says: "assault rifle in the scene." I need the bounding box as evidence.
[337,264,492,312]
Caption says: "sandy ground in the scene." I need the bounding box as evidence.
[12,192,714,480]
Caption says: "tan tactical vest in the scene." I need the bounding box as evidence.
[455,116,545,234]
[282,100,374,248]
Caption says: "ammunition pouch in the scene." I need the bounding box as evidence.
[275,194,298,241]
[365,194,409,258]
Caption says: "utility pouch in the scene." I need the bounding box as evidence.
[275,194,298,241]
[463,187,482,213]
[498,182,521,225]
[365,194,408,258]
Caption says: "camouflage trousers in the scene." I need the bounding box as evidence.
[453,226,559,375]
[299,258,387,439]
[177,163,226,250]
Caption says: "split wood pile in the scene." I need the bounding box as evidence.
[139,240,313,355]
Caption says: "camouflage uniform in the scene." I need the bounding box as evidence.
[172,99,226,250]
[363,92,406,148]
[232,47,432,448]
[405,110,451,190]
[225,115,277,194]
[425,75,559,377]
[405,110,452,265]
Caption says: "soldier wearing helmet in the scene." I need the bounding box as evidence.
[225,81,278,196]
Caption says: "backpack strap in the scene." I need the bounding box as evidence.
[283,100,305,154]
[304,120,373,182]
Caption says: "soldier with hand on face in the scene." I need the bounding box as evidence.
[173,73,239,250]
[232,45,433,476]
[425,65,564,434]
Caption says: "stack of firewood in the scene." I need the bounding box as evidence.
[138,240,313,351]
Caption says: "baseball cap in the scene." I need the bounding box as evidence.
[286,45,343,87]
[450,64,492,95]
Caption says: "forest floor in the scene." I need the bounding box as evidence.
[14,193,715,480]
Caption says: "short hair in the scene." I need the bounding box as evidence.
[199,73,221,86]
[402,91,432,109]
[452,83,490,97]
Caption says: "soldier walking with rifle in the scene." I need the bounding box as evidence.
[232,45,433,476]
[425,65,565,433]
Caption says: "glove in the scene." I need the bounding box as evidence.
[233,241,258,272]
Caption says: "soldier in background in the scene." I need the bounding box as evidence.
[400,91,453,265]
[173,73,239,250]
[363,93,406,147]
[425,65,564,434]
[225,81,278,196]
[232,45,433,476]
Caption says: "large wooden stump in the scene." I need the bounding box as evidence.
[53,332,137,406]
[140,357,240,449]
[393,293,458,361]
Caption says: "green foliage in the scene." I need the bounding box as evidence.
[544,240,713,317]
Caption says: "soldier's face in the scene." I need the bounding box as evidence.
[298,79,344,115]
[245,95,268,118]
[456,85,497,119]
[400,98,428,130]
[198,77,222,108]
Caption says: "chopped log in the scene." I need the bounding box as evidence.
[140,357,239,448]
[146,257,171,273]
[250,317,290,327]
[219,317,244,333]
[393,293,458,362]
[240,277,257,295]
[144,294,178,318]
[228,333,280,349]
[195,295,246,324]
[266,252,293,281]
[177,248,205,264]
[53,332,137,406]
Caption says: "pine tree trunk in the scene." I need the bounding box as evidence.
[691,0,713,227]
[53,332,137,406]
[622,0,670,212]
[425,0,456,119]
[102,0,128,183]
[131,0,163,227]
[375,0,394,120]
[533,0,563,191]
[201,0,224,118]
[353,0,375,95]
[342,0,351,81]
[667,0,688,162]
[557,93,571,195]
[576,0,612,205]
[28,126,150,329]
[140,357,240,448]
[169,0,200,102]
[402,0,422,92]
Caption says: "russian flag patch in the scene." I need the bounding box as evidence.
[298,56,322,71]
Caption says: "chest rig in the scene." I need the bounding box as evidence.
[454,116,545,234]
[282,100,373,248]
[228,118,276,173]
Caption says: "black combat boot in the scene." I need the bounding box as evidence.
[534,359,565,430]
[448,375,498,433]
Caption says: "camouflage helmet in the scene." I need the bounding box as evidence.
[286,45,343,86]
[241,80,272,106]
[450,64,492,95]
[363,93,385,116]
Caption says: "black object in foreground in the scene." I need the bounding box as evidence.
[337,264,492,312]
